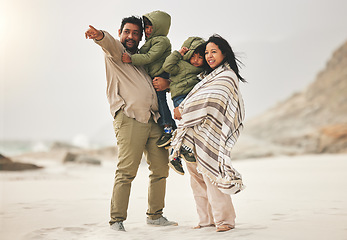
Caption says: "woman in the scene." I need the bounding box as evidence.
[170,34,246,232]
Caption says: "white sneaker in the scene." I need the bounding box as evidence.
[146,216,178,226]
[110,221,126,231]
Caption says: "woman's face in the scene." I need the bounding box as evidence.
[205,42,225,69]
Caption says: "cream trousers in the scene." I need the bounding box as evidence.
[186,162,236,227]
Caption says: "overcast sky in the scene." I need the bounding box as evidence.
[1,0,347,146]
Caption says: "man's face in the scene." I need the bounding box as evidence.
[118,23,142,53]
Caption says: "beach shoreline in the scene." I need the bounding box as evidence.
[1,153,346,240]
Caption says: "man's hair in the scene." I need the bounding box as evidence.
[120,16,143,33]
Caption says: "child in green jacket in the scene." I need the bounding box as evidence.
[122,10,176,148]
[162,37,205,175]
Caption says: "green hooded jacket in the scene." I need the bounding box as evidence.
[131,10,171,78]
[163,37,205,99]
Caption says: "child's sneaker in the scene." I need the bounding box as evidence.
[180,144,196,163]
[168,157,184,175]
[157,127,173,148]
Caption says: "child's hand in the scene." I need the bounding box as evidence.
[179,47,189,56]
[122,53,132,63]
[173,107,182,120]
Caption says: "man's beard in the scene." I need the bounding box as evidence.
[123,39,137,53]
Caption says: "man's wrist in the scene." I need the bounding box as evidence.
[96,30,105,41]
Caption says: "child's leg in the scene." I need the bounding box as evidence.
[156,91,176,148]
[157,90,176,129]
[172,94,188,108]
[155,72,176,130]
[155,73,176,148]
[172,94,187,125]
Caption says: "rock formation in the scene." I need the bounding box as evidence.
[234,40,347,158]
[0,153,43,171]
[63,152,101,165]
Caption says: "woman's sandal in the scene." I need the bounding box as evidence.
[216,224,234,232]
[192,224,215,229]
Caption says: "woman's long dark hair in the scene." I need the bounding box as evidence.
[203,34,245,82]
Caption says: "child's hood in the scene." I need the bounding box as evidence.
[143,10,171,39]
[182,37,205,61]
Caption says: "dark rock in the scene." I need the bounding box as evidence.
[63,152,101,165]
[0,153,43,171]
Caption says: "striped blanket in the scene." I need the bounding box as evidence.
[170,63,245,194]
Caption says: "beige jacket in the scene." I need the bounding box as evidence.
[95,31,160,123]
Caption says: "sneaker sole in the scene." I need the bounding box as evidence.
[168,162,184,175]
[147,223,178,227]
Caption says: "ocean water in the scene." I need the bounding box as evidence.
[0,140,112,157]
[0,141,51,156]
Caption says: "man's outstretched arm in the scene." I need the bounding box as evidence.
[85,25,104,41]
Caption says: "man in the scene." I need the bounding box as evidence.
[85,16,177,232]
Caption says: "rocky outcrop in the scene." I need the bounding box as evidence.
[317,123,347,153]
[0,153,43,171]
[63,152,101,165]
[60,146,117,164]
[233,40,347,158]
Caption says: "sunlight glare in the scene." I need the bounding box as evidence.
[0,5,8,40]
[0,13,5,39]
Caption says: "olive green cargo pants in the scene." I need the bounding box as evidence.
[109,110,169,224]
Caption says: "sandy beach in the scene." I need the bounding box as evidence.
[1,153,346,240]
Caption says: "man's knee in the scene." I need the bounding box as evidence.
[115,168,138,184]
[149,163,169,179]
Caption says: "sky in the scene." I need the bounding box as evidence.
[1,0,347,147]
